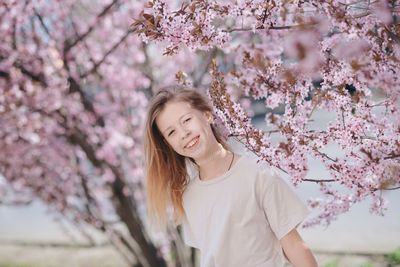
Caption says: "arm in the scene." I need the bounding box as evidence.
[280,229,318,267]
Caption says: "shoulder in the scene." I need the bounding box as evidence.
[228,153,281,190]
[236,154,288,193]
[236,153,277,178]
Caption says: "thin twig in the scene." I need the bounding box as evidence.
[81,29,133,78]
[382,186,400,191]
[33,9,52,38]
[64,0,119,52]
[384,154,400,160]
[303,178,337,182]
[223,23,316,33]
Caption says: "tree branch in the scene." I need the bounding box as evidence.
[64,0,119,52]
[384,154,400,160]
[67,76,105,126]
[65,125,102,167]
[192,48,218,87]
[14,61,48,86]
[382,186,400,191]
[33,9,52,38]
[81,29,133,78]
[0,70,10,79]
[303,178,337,183]
[69,17,100,77]
[224,22,318,33]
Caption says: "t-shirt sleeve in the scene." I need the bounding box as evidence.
[181,218,199,249]
[258,167,310,240]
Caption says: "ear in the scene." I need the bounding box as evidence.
[204,111,214,124]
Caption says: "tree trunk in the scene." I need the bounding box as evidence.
[111,170,167,267]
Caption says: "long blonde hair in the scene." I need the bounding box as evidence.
[144,86,229,229]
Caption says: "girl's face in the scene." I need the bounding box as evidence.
[155,100,216,160]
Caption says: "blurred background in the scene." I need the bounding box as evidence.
[1,1,400,267]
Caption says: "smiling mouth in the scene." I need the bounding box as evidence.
[185,136,200,149]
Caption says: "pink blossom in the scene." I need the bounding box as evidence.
[371,0,393,25]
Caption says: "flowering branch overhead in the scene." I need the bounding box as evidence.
[135,0,400,227]
[1,1,399,265]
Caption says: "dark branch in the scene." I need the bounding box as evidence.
[382,186,400,191]
[77,166,98,217]
[67,77,105,126]
[12,17,17,49]
[314,149,338,163]
[224,22,318,33]
[192,48,218,87]
[66,126,102,167]
[64,0,119,52]
[33,9,52,38]
[0,70,10,79]
[15,61,48,87]
[303,178,337,183]
[384,154,400,160]
[69,17,100,77]
[81,29,133,78]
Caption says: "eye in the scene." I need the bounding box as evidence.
[168,130,175,137]
[184,117,192,123]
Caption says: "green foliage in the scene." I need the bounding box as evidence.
[0,263,32,267]
[388,248,400,265]
[0,263,122,267]
[323,258,339,267]
[359,262,374,267]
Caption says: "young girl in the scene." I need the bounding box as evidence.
[144,86,318,267]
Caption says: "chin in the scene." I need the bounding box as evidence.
[177,150,195,159]
[180,151,198,161]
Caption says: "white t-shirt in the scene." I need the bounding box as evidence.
[181,154,309,267]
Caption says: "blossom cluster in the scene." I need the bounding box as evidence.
[0,1,176,266]
[136,0,400,226]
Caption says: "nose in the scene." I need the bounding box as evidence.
[180,127,191,140]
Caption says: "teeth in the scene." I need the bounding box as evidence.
[186,137,198,148]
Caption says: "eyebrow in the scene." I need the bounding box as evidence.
[162,112,192,135]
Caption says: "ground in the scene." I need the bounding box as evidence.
[0,244,399,267]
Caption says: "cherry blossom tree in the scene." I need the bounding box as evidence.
[0,1,200,266]
[133,0,400,227]
[1,0,400,266]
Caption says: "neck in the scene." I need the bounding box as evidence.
[194,143,228,168]
[194,143,234,181]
